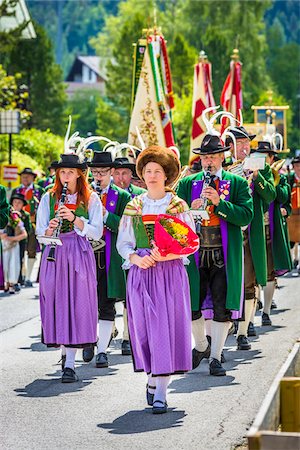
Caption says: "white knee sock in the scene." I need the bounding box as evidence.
[263,281,275,315]
[154,376,171,404]
[147,374,156,394]
[26,257,35,281]
[205,319,212,338]
[97,320,114,354]
[210,321,231,361]
[123,308,129,341]
[192,317,209,352]
[250,298,257,323]
[65,348,77,370]
[237,299,255,337]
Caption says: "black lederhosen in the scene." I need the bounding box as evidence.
[192,226,232,322]
[265,225,275,282]
[94,248,116,321]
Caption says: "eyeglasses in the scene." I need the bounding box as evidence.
[91,169,111,176]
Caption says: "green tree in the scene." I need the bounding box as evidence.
[68,88,102,136]
[168,34,197,98]
[7,22,67,135]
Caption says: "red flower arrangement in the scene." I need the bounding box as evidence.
[154,214,199,256]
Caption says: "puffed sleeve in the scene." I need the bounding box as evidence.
[36,192,50,236]
[74,192,103,240]
[116,215,136,269]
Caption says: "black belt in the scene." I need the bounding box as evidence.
[199,226,222,248]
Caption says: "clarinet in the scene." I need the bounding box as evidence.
[89,181,106,252]
[194,165,212,233]
[47,182,68,262]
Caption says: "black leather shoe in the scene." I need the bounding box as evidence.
[152,400,168,414]
[96,352,108,368]
[271,300,277,309]
[237,335,251,350]
[192,345,211,369]
[247,321,257,337]
[262,312,272,326]
[146,384,155,406]
[121,340,131,356]
[83,346,94,362]
[209,358,226,376]
[61,367,78,383]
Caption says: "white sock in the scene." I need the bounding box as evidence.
[97,320,114,354]
[61,345,66,356]
[250,298,257,323]
[210,321,231,361]
[237,299,255,337]
[147,374,156,395]
[205,319,212,338]
[26,257,35,281]
[123,308,129,341]
[154,376,171,404]
[192,317,209,352]
[65,348,77,370]
[263,281,275,315]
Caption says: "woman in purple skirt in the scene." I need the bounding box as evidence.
[117,146,198,414]
[36,153,103,383]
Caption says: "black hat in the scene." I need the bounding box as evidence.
[113,157,136,171]
[88,152,115,168]
[18,167,37,178]
[52,154,87,170]
[10,192,27,206]
[47,161,58,170]
[193,134,230,155]
[225,126,256,145]
[292,156,300,165]
[254,141,278,154]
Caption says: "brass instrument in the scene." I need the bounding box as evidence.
[227,159,254,186]
[271,159,285,187]
[47,182,68,262]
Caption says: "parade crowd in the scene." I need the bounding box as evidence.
[0,109,299,415]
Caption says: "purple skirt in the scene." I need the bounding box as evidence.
[126,249,192,376]
[39,231,98,347]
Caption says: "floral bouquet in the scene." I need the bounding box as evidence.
[154,214,199,256]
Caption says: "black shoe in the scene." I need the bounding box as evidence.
[262,312,272,326]
[237,335,251,350]
[271,300,277,309]
[146,384,155,406]
[14,284,21,292]
[121,340,131,356]
[192,345,211,369]
[257,300,263,311]
[25,280,33,287]
[247,321,257,337]
[152,400,168,414]
[209,358,226,376]
[61,367,78,383]
[95,352,108,368]
[82,346,94,362]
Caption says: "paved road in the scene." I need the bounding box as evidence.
[0,272,299,450]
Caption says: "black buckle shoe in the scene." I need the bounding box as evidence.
[192,345,211,369]
[95,352,108,368]
[121,340,131,356]
[247,321,257,337]
[209,358,226,376]
[262,312,272,326]
[237,335,251,350]
[152,400,168,414]
[61,367,78,383]
[83,346,94,362]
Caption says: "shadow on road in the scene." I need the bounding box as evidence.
[97,408,186,434]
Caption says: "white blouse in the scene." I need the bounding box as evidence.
[116,192,196,269]
[36,191,103,241]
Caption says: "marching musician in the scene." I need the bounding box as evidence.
[287,156,300,272]
[117,145,197,414]
[11,168,44,287]
[177,118,254,376]
[82,152,131,368]
[36,151,103,383]
[225,127,276,348]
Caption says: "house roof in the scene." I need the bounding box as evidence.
[0,0,36,39]
[66,56,107,82]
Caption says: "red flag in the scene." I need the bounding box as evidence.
[220,59,243,134]
[190,57,215,155]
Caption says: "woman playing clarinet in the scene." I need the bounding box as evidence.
[117,146,198,414]
[36,135,103,383]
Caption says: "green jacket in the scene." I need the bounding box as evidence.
[104,184,131,299]
[0,185,9,229]
[250,165,276,285]
[177,170,254,311]
[128,183,146,198]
